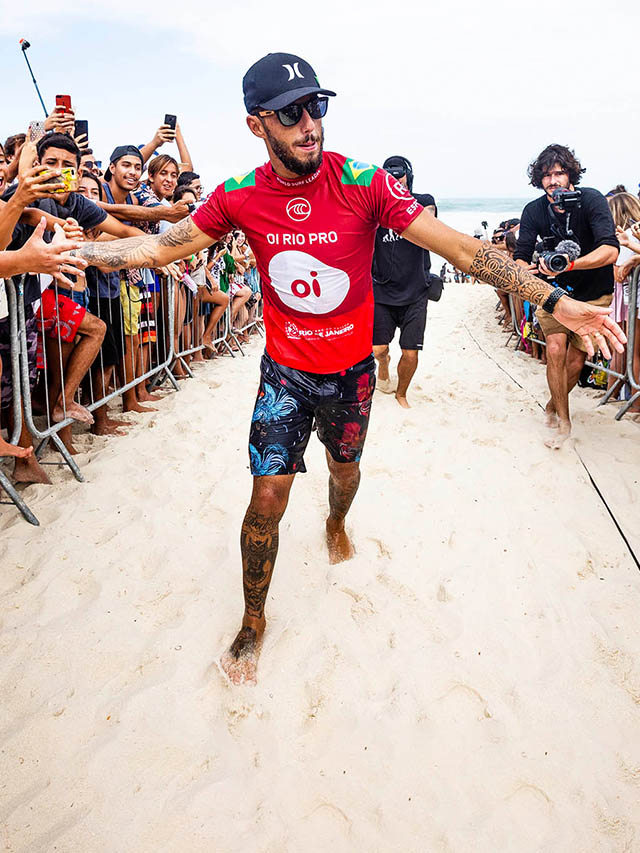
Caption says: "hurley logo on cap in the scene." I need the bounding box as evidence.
[243,52,336,114]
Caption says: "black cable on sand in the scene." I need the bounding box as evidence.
[462,321,640,573]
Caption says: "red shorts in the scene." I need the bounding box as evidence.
[36,289,86,342]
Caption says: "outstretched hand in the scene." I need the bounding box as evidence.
[16,217,88,285]
[553,296,626,359]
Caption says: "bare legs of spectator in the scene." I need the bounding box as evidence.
[220,457,359,685]
[201,290,229,352]
[497,290,512,331]
[172,284,188,377]
[121,333,155,412]
[13,415,48,483]
[544,333,586,449]
[395,348,419,408]
[632,318,640,415]
[136,343,161,403]
[373,344,395,394]
[230,286,251,342]
[47,313,106,453]
[0,362,32,460]
[90,364,128,436]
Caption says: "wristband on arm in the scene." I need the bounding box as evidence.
[541,286,567,315]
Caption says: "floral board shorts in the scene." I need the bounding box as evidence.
[248,351,376,476]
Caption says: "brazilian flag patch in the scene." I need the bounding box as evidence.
[223,170,256,192]
[341,159,378,187]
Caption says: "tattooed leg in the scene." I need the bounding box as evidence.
[325,451,360,565]
[221,474,294,685]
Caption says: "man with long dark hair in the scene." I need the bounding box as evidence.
[515,144,619,448]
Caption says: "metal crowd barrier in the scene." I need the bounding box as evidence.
[171,279,264,377]
[11,272,177,478]
[506,267,639,419]
[0,279,39,525]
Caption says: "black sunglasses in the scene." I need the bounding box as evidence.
[256,96,328,127]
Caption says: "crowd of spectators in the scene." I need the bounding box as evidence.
[0,100,260,486]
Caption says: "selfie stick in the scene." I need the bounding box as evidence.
[19,39,48,118]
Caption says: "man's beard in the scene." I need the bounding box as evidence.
[265,125,324,176]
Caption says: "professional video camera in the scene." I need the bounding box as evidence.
[533,236,581,274]
[550,187,582,211]
[533,187,583,273]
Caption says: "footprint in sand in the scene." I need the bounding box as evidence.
[340,587,376,625]
[437,683,492,721]
[593,636,640,706]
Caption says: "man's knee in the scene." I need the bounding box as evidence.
[326,455,360,484]
[373,344,389,359]
[81,312,107,339]
[249,474,294,520]
[400,348,419,364]
[545,335,567,361]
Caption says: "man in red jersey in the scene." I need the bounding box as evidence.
[76,53,626,685]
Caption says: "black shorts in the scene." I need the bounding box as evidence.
[248,352,376,476]
[89,295,124,368]
[372,296,429,350]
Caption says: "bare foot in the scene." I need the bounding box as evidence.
[91,418,128,436]
[137,388,162,403]
[544,401,559,429]
[13,454,51,484]
[0,438,32,459]
[544,420,571,449]
[52,400,94,425]
[123,401,157,414]
[395,394,411,409]
[220,625,264,685]
[326,519,355,564]
[376,378,396,395]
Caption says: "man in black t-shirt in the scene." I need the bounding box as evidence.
[514,144,619,448]
[372,156,437,408]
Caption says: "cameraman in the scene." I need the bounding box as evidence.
[372,155,438,408]
[514,144,619,447]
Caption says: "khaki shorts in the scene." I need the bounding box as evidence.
[535,292,613,353]
[120,279,142,336]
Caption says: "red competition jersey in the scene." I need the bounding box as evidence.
[192,151,423,373]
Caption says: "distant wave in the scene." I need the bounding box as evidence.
[438,197,535,213]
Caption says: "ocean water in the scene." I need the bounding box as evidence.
[430,197,534,273]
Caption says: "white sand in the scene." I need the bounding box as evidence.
[1,283,640,852]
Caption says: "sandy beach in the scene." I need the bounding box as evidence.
[1,282,639,852]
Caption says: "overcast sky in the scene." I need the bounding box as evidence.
[1,0,637,200]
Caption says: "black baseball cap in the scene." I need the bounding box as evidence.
[110,145,143,165]
[243,52,336,114]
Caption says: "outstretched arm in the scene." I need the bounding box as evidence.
[76,216,213,270]
[402,211,626,358]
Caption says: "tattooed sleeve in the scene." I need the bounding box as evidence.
[468,242,553,305]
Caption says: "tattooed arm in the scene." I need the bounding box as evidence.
[76,215,213,270]
[402,210,626,358]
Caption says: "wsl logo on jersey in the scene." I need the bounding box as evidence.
[286,197,311,222]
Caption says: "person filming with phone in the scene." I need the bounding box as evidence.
[514,144,619,448]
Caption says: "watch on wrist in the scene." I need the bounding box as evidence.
[541,286,566,315]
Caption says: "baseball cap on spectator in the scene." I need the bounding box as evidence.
[243,52,336,113]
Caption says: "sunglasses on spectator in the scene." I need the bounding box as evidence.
[255,96,328,127]
[82,160,98,170]
[491,234,506,243]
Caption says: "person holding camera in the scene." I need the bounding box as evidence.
[372,156,438,408]
[514,144,619,448]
